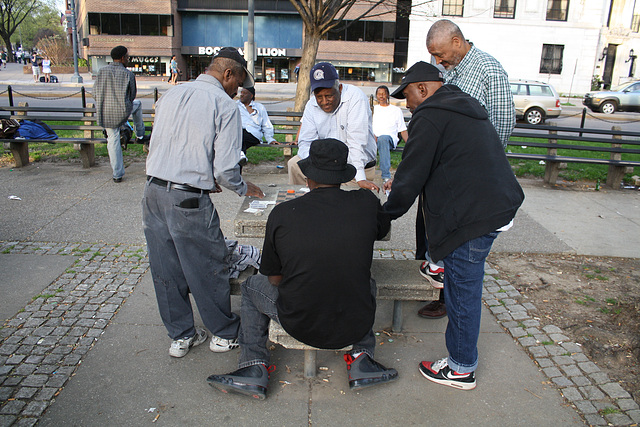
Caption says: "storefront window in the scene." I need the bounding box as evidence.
[127,56,166,76]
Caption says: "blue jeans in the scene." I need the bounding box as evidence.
[442,232,498,374]
[105,100,145,179]
[238,274,377,369]
[142,180,240,340]
[376,135,394,179]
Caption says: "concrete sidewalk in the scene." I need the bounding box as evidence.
[0,160,639,426]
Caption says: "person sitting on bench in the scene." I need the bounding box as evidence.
[237,86,279,154]
[207,138,397,400]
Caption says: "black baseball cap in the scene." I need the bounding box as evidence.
[213,47,255,88]
[391,61,444,99]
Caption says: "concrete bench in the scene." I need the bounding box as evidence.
[229,259,436,377]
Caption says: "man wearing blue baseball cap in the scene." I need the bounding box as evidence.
[288,62,380,192]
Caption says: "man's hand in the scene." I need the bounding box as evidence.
[269,140,281,145]
[357,179,379,192]
[212,179,223,193]
[383,178,393,192]
[268,275,282,286]
[245,181,265,198]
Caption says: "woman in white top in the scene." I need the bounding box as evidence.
[42,56,52,83]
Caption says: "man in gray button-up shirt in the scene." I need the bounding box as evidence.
[143,47,263,359]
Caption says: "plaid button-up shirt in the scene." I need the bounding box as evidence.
[444,45,515,147]
[93,62,137,129]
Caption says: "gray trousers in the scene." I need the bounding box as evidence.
[142,180,240,340]
[239,274,377,369]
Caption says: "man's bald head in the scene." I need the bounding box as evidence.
[426,19,465,46]
[426,19,470,71]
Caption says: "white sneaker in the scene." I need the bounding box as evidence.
[169,327,208,358]
[239,151,248,166]
[210,335,239,353]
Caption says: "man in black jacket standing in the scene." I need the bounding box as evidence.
[382,62,524,390]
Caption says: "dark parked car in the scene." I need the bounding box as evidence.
[583,81,640,114]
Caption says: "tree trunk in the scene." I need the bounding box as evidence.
[1,34,13,62]
[293,27,323,112]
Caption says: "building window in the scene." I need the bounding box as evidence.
[87,13,173,36]
[327,20,395,43]
[540,44,563,74]
[494,0,516,19]
[442,0,464,17]
[546,0,569,21]
[632,2,640,32]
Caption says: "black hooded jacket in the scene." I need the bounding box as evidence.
[383,84,524,262]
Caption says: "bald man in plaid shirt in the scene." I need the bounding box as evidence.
[94,45,148,182]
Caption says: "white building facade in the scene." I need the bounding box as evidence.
[406,0,640,96]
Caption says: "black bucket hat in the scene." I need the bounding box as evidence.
[298,138,356,185]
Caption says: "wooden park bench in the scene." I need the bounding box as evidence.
[229,259,436,377]
[506,123,640,188]
[0,103,154,168]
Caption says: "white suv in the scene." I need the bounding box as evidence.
[510,80,562,125]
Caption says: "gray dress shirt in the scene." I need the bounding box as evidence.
[146,74,247,195]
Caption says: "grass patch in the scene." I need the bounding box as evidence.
[575,295,595,305]
[605,298,618,305]
[599,407,620,415]
[541,340,554,345]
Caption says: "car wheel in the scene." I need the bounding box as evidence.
[524,107,544,125]
[600,101,616,114]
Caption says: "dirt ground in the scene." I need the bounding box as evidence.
[488,253,640,403]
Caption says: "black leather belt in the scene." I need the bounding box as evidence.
[147,176,210,194]
[365,160,377,169]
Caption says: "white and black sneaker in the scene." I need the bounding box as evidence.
[210,335,239,353]
[419,261,444,289]
[169,327,208,358]
[418,358,476,390]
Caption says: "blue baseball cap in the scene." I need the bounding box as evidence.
[310,62,339,92]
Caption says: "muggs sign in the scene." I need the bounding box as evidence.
[198,46,287,57]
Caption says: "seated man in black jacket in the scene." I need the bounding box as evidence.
[382,62,524,390]
[207,138,397,400]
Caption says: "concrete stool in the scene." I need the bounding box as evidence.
[268,322,351,378]
[371,259,438,332]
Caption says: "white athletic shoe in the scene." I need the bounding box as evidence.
[169,327,208,358]
[210,335,239,353]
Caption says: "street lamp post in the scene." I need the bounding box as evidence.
[246,0,255,79]
[69,0,83,83]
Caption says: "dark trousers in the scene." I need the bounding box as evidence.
[238,274,377,369]
[142,180,240,340]
[242,129,261,154]
[416,195,445,303]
